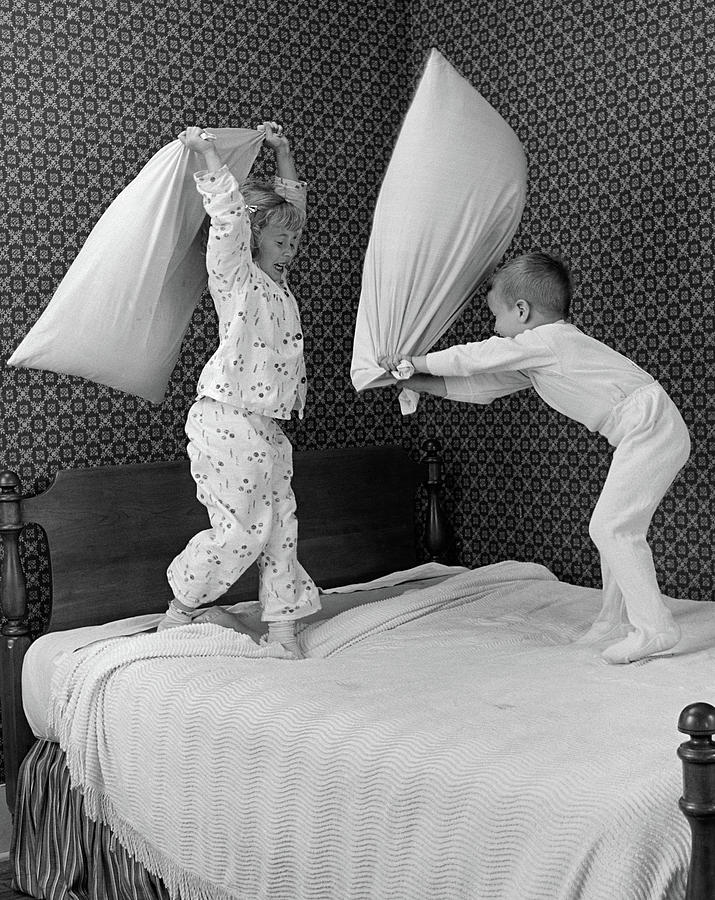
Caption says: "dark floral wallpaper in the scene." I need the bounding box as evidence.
[404,0,714,605]
[1,0,713,781]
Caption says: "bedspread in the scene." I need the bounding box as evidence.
[49,560,715,900]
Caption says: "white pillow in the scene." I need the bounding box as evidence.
[7,128,264,403]
[351,49,527,412]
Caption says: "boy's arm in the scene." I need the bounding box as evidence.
[441,371,531,404]
[413,332,554,378]
[400,373,447,397]
[400,371,529,404]
[382,336,539,404]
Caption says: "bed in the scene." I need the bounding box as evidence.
[1,443,714,900]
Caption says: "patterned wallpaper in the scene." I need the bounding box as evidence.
[0,0,411,781]
[1,0,714,780]
[403,0,714,602]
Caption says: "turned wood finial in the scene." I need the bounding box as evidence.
[0,471,23,514]
[1,470,35,814]
[421,439,451,563]
[0,470,28,637]
[678,702,715,899]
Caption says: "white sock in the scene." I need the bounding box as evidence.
[574,619,630,645]
[267,620,300,656]
[601,623,681,665]
[157,599,195,630]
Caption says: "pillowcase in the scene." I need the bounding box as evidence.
[7,128,264,403]
[350,48,528,413]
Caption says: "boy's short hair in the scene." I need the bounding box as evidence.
[494,251,573,318]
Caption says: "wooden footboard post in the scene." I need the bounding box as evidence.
[0,472,35,814]
[422,439,451,563]
[678,702,715,899]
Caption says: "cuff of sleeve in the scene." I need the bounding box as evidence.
[194,164,235,192]
[424,353,445,376]
[274,175,307,192]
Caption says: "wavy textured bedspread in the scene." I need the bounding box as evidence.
[48,561,715,900]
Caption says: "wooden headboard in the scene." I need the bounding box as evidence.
[0,442,450,807]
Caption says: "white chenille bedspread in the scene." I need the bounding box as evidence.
[48,561,715,900]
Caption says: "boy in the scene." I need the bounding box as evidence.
[382,252,690,664]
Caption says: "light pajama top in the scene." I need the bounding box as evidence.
[425,322,657,444]
[194,165,308,419]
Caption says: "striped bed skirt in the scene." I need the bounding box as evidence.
[12,739,169,900]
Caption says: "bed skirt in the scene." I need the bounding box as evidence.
[12,739,169,900]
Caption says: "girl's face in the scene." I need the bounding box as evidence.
[255,223,301,285]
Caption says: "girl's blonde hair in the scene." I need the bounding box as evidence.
[242,179,306,256]
[198,179,306,256]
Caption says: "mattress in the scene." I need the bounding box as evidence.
[22,562,468,740]
[42,560,715,899]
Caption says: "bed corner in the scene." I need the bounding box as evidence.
[0,471,35,813]
[677,701,715,897]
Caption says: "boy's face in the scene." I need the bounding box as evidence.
[255,223,301,285]
[487,282,527,338]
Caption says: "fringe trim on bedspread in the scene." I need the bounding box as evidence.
[48,626,292,900]
[72,787,238,900]
[44,563,561,900]
[42,561,692,900]
[12,739,170,900]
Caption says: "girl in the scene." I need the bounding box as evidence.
[159,123,321,656]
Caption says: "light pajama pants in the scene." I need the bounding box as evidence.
[167,397,321,622]
[588,381,691,633]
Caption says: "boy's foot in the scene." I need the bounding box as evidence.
[601,623,681,665]
[573,619,630,645]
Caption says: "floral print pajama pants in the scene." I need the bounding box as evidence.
[167,397,321,621]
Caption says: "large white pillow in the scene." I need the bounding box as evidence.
[351,49,527,412]
[7,128,264,403]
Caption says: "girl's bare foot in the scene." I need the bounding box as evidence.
[193,607,262,643]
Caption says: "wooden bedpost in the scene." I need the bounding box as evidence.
[422,439,451,564]
[678,702,715,899]
[0,471,35,814]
